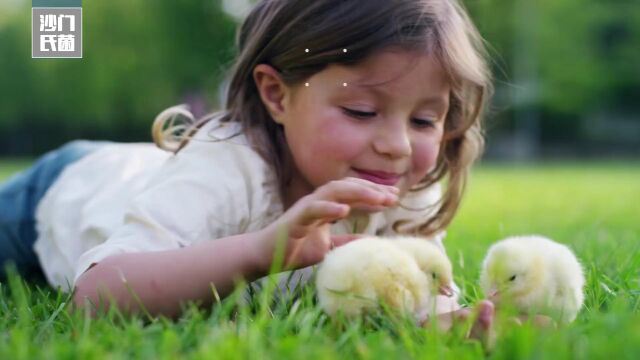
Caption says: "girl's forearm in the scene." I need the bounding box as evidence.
[73,230,271,318]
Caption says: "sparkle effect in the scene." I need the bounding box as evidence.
[303,48,349,87]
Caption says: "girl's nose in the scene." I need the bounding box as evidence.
[372,121,412,158]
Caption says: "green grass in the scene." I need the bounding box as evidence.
[1,160,639,359]
[0,158,33,180]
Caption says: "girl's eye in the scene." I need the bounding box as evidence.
[412,118,436,129]
[341,107,376,119]
[342,107,436,128]
[508,275,517,282]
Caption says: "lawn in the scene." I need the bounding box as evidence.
[1,160,639,359]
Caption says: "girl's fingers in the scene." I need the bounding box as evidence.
[317,180,398,207]
[347,202,390,212]
[330,234,363,247]
[342,177,400,202]
[419,308,471,331]
[343,177,400,195]
[297,200,350,226]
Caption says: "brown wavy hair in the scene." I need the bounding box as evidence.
[152,0,492,237]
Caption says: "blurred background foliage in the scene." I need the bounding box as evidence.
[0,0,638,159]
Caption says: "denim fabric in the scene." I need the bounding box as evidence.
[0,140,108,282]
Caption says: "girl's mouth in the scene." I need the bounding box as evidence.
[352,168,402,186]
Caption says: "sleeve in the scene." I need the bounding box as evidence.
[73,132,281,285]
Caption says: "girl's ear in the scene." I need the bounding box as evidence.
[253,64,291,125]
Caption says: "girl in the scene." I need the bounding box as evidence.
[0,0,492,327]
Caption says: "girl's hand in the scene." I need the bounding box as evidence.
[421,300,496,350]
[420,300,555,352]
[258,177,399,270]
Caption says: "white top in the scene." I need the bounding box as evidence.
[33,118,447,296]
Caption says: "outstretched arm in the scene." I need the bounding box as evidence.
[73,177,398,319]
[73,230,269,319]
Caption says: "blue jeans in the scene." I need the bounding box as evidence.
[0,140,108,282]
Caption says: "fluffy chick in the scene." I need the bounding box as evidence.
[392,237,455,298]
[316,237,425,318]
[480,235,585,323]
[316,236,453,319]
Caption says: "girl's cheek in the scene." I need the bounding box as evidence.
[315,118,367,159]
[412,138,440,176]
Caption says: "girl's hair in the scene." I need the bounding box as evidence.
[153,0,492,237]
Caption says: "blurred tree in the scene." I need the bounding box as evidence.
[466,0,640,157]
[0,0,236,153]
[468,0,640,113]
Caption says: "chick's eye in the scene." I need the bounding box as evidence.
[508,275,517,282]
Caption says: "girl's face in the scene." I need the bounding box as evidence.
[255,49,450,203]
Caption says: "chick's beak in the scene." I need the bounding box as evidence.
[438,285,454,297]
[487,287,500,301]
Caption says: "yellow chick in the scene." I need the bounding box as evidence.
[480,235,585,323]
[316,236,453,319]
[392,237,455,299]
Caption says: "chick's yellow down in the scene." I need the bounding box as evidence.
[316,236,454,319]
[393,237,455,298]
[480,235,585,323]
